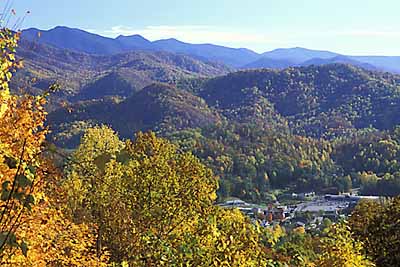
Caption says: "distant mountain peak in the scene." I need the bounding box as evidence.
[262,47,339,64]
[116,34,149,40]
[156,38,185,44]
[53,25,71,30]
[115,34,152,49]
[20,25,400,72]
[51,26,91,33]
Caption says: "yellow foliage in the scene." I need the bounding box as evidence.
[66,128,272,266]
[193,207,270,267]
[263,224,285,247]
[4,201,108,267]
[293,226,305,235]
[0,28,108,266]
[314,223,375,267]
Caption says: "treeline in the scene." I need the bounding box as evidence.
[44,55,400,200]
[166,122,337,202]
[166,122,400,202]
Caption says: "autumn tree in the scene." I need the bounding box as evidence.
[0,27,47,259]
[313,222,374,267]
[63,125,124,257]
[349,198,400,267]
[66,127,273,266]
[0,27,108,266]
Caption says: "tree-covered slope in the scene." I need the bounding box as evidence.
[46,64,400,200]
[48,83,222,147]
[198,64,400,138]
[47,64,400,145]
[12,39,230,102]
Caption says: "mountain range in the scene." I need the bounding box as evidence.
[22,26,400,72]
[13,26,400,198]
[46,64,400,147]
[22,26,259,67]
[13,37,229,105]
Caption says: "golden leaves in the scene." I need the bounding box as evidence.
[0,28,108,266]
[314,222,375,267]
[66,127,270,266]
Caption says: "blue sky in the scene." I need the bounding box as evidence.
[6,0,400,55]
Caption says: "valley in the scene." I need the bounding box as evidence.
[12,29,400,203]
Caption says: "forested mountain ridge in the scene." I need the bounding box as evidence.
[2,26,399,267]
[261,47,339,64]
[22,26,259,67]
[12,38,230,103]
[49,83,223,146]
[198,65,400,138]
[14,27,400,201]
[21,26,400,72]
[48,63,400,144]
[45,64,400,201]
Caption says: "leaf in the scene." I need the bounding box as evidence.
[4,156,17,168]
[20,241,28,257]
[24,194,35,210]
[94,153,112,172]
[1,188,10,201]
[16,174,32,188]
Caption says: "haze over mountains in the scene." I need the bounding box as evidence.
[22,26,400,73]
[22,26,258,67]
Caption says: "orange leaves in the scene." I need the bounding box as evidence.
[0,28,108,266]
[0,104,108,265]
[0,29,49,260]
[5,201,108,267]
[0,93,48,164]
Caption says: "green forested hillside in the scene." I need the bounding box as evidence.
[45,64,400,200]
[198,65,400,138]
[49,83,222,146]
[49,63,400,141]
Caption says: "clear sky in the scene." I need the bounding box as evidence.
[5,0,400,55]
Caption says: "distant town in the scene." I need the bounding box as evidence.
[218,192,381,230]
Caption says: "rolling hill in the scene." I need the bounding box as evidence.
[32,55,400,199]
[47,64,400,147]
[198,64,400,137]
[301,55,378,71]
[49,83,222,146]
[12,38,230,103]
